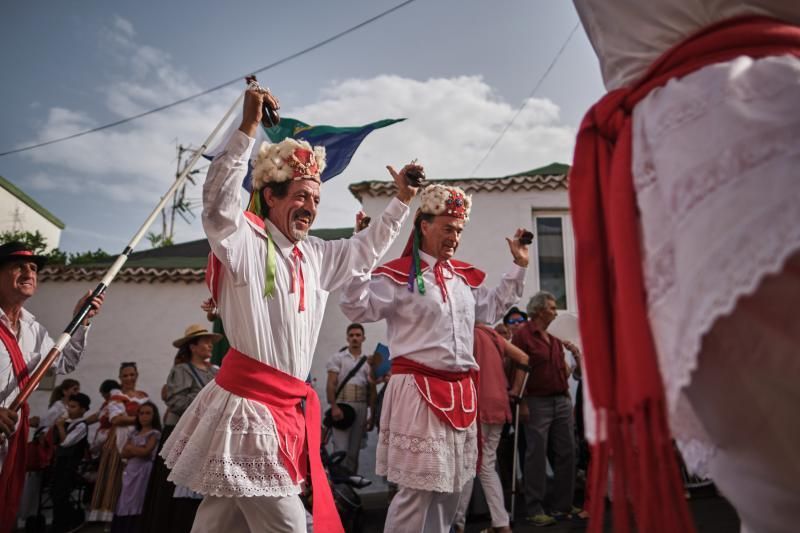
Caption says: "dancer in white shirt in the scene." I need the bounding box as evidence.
[160,85,418,533]
[341,184,529,532]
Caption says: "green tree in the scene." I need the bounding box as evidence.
[0,229,48,254]
[0,231,110,266]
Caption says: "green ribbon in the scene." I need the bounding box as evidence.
[413,227,425,295]
[264,232,277,299]
[247,191,276,299]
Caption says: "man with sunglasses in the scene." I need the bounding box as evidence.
[503,306,528,334]
[0,241,104,533]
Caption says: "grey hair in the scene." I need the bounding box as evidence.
[526,291,556,317]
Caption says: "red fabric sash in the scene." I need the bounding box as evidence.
[570,15,800,533]
[391,357,478,430]
[214,348,343,533]
[0,322,31,533]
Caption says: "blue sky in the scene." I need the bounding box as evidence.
[0,1,605,253]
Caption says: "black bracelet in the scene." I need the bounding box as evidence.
[514,362,532,373]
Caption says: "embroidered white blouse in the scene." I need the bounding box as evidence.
[340,249,526,372]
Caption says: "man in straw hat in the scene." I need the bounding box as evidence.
[0,241,104,532]
[340,184,530,532]
[160,85,419,533]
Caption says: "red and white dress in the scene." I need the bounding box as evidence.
[341,249,525,492]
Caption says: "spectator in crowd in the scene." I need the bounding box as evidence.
[88,362,149,524]
[111,401,162,533]
[513,291,582,527]
[51,392,91,533]
[0,241,103,532]
[42,379,81,428]
[141,324,221,533]
[454,324,529,533]
[494,322,511,341]
[18,377,82,527]
[503,306,528,336]
[90,379,121,457]
[326,323,374,475]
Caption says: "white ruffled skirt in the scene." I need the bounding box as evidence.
[627,53,800,474]
[376,374,478,493]
[160,380,300,498]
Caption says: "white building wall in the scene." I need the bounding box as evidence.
[25,281,211,425]
[0,189,62,250]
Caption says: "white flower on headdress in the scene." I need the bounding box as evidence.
[251,138,327,190]
[419,184,471,220]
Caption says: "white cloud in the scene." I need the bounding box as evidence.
[21,19,576,245]
[112,15,136,40]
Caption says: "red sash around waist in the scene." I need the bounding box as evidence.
[570,15,800,533]
[215,348,343,533]
[0,322,30,533]
[391,356,478,430]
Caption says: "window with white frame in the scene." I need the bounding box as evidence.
[531,210,576,311]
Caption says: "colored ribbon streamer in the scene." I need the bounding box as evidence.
[433,261,450,302]
[291,246,306,312]
[264,232,277,299]
[411,227,426,295]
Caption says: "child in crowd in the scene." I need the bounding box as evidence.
[51,392,92,533]
[110,402,162,533]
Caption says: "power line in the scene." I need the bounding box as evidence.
[0,0,417,158]
[469,21,579,177]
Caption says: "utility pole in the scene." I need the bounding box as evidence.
[158,143,202,246]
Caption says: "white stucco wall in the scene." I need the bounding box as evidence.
[25,281,211,422]
[0,188,62,250]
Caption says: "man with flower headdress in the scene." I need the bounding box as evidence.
[160,86,419,533]
[340,184,530,532]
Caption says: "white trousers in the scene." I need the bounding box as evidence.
[190,494,307,533]
[453,423,510,529]
[384,485,467,533]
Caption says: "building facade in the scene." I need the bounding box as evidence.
[0,175,65,250]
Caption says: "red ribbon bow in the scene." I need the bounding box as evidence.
[290,246,305,312]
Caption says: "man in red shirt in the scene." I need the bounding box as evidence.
[453,324,529,533]
[512,291,581,527]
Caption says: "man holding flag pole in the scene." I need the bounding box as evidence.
[160,83,419,532]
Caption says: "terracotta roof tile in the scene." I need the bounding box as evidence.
[348,164,569,202]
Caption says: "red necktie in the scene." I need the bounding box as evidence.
[291,246,306,312]
[433,261,451,302]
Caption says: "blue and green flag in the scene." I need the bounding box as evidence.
[263,118,404,183]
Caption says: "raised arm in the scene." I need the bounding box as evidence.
[318,164,420,292]
[474,228,530,323]
[339,274,396,324]
[202,86,275,275]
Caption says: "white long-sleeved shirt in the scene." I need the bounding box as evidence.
[340,249,526,372]
[0,307,89,468]
[202,130,409,379]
